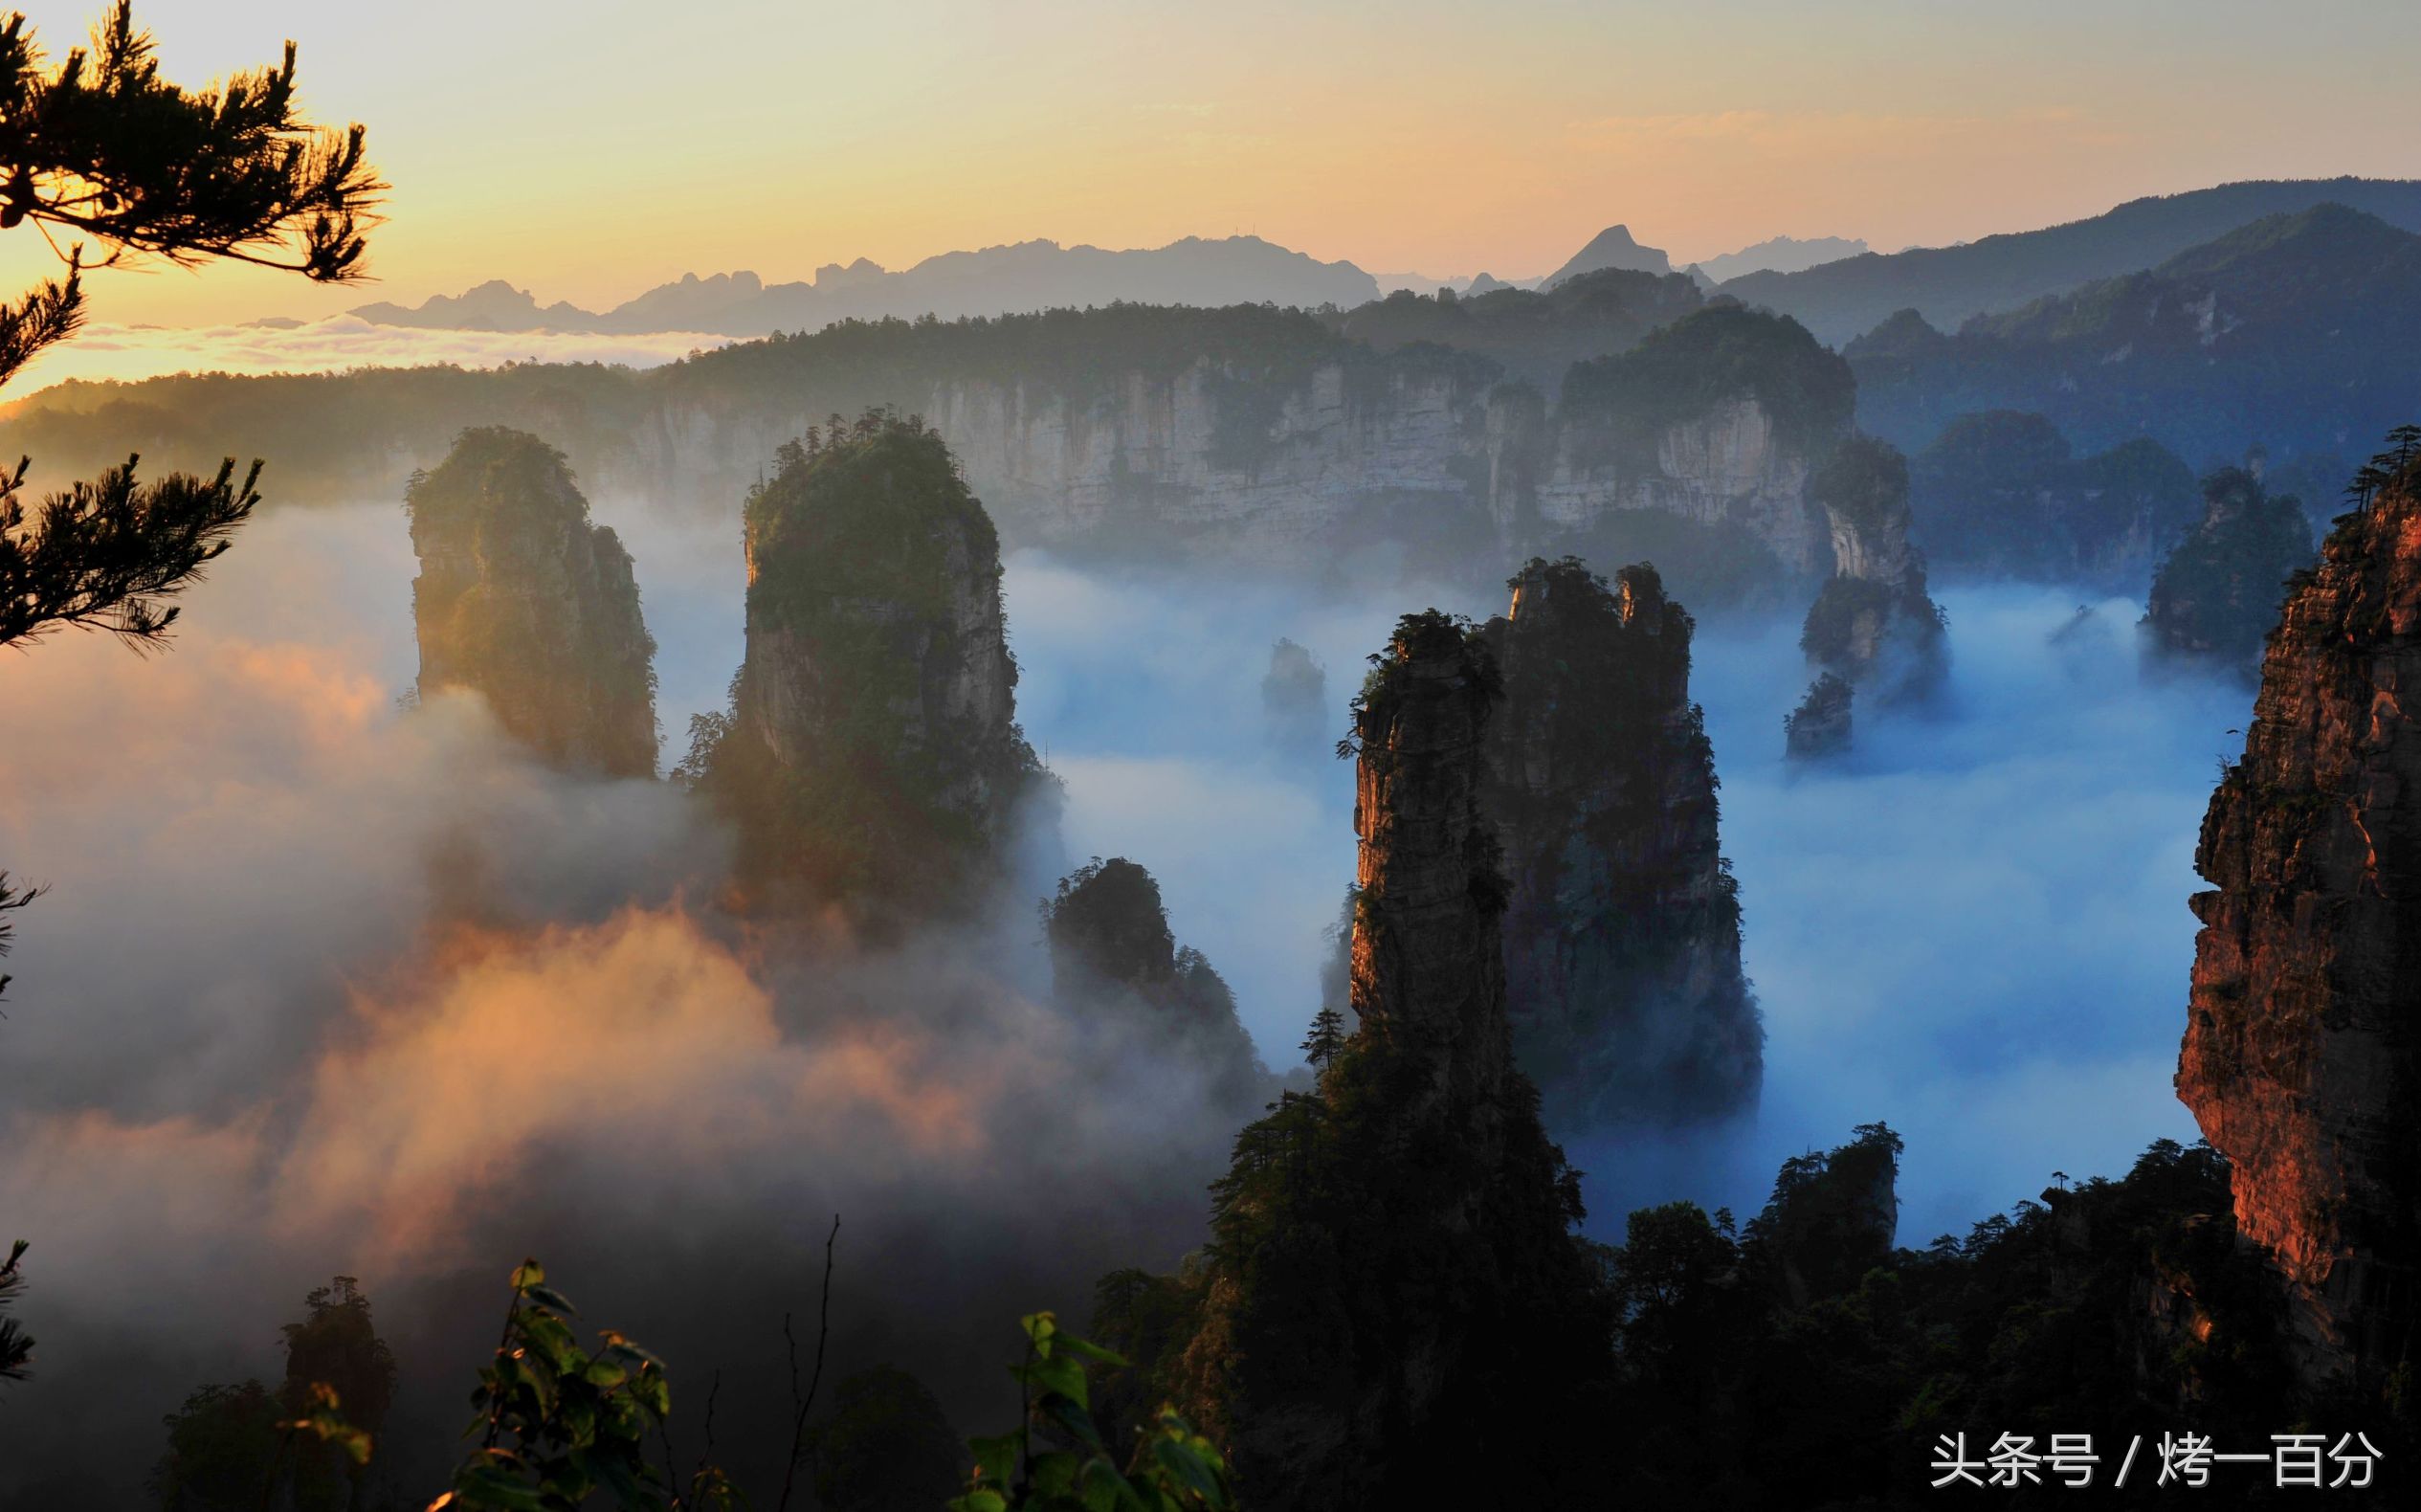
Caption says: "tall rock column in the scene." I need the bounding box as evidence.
[407,427,657,777]
[1166,611,1609,1508]
[1799,434,1946,711]
[686,411,1046,923]
[1480,558,1761,1126]
[2178,462,2421,1394]
[1347,611,1517,1117]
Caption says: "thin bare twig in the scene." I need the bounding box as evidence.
[773,1213,841,1512]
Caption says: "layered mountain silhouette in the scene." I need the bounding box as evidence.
[1721,177,2421,345]
[1690,233,1867,284]
[1847,202,2421,465]
[1541,224,1672,287]
[350,235,1383,337]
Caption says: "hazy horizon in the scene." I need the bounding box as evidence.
[0,0,2413,338]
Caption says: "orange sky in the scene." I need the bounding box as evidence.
[3,0,2418,328]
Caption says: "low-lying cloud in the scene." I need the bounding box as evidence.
[5,315,726,395]
[0,493,2254,1503]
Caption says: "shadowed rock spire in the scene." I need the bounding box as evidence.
[1481,557,1761,1126]
[407,427,656,777]
[1154,609,1610,1508]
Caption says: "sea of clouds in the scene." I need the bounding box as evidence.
[0,489,2252,1501]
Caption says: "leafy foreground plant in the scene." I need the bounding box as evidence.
[953,1311,1233,1512]
[429,1259,738,1512]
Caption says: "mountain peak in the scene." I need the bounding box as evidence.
[1544,223,1673,287]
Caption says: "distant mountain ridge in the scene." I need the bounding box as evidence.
[1721,177,2421,345]
[1691,234,1867,284]
[1542,224,1672,288]
[1847,202,2421,467]
[349,234,1384,337]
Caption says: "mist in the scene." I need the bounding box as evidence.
[8,317,726,396]
[995,560,2245,1248]
[0,484,2248,1502]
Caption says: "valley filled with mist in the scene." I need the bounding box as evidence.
[5,4,2420,1506]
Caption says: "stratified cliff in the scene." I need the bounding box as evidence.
[1799,435,1947,704]
[1521,304,1858,589]
[1479,559,1761,1127]
[1043,856,1263,1101]
[2179,456,2421,1397]
[1149,611,1610,1507]
[13,305,1858,602]
[406,427,656,776]
[2142,465,2316,681]
[682,411,1045,922]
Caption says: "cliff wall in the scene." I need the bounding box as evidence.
[7,306,1851,593]
[2179,463,2421,1393]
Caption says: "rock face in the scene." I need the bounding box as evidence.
[671,307,1850,594]
[2142,465,2316,680]
[1800,435,1947,703]
[1479,559,1761,1127]
[1500,306,1860,585]
[1043,856,1262,1099]
[686,411,1043,920]
[11,304,1858,604]
[924,353,1503,578]
[406,427,656,776]
[1785,672,1855,761]
[1165,611,1609,1507]
[1260,638,1327,756]
[2178,461,2421,1394]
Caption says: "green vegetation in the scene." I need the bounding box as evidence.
[0,456,259,648]
[1042,857,1260,1095]
[1596,1130,2299,1507]
[0,3,379,1403]
[684,410,1044,917]
[433,1260,738,1512]
[148,1277,393,1512]
[1481,557,1760,1123]
[1904,411,2201,583]
[1799,438,1948,698]
[0,2,379,389]
[1784,672,1854,761]
[951,1312,1233,1512]
[1561,303,1855,472]
[2142,465,2316,678]
[1044,858,1179,992]
[1333,269,1703,395]
[1556,506,1788,614]
[405,426,659,777]
[1852,203,2421,472]
[1810,433,1909,537]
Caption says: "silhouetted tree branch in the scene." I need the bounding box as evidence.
[776,1213,841,1512]
[1,454,259,649]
